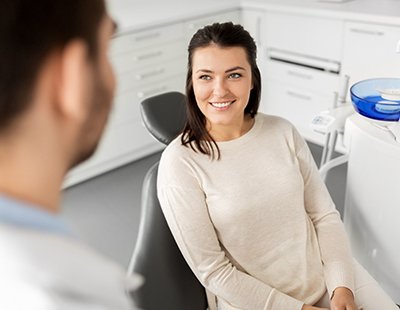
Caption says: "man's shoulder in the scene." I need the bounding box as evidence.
[0,224,136,309]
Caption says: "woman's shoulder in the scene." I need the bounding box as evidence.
[159,134,196,169]
[162,134,189,158]
[256,113,306,149]
[257,112,297,133]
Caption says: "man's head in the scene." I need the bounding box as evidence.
[0,0,116,169]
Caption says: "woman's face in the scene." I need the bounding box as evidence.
[191,44,253,129]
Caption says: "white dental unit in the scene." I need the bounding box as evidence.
[345,79,400,304]
[344,113,400,304]
[314,76,400,304]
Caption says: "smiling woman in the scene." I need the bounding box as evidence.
[156,22,398,310]
[182,22,261,159]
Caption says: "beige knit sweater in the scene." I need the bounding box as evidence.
[157,113,354,310]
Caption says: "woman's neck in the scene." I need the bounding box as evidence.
[208,114,255,142]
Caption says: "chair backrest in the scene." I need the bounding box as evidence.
[140,91,187,145]
[128,92,208,310]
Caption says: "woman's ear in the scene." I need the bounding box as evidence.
[56,40,90,124]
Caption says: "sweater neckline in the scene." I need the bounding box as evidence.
[216,113,263,150]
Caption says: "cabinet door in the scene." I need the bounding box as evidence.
[264,11,343,61]
[241,9,266,47]
[342,21,400,86]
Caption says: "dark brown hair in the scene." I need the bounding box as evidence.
[181,22,261,159]
[0,0,106,131]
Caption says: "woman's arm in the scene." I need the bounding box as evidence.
[293,128,355,299]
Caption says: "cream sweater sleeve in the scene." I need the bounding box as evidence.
[157,144,304,310]
[293,128,355,297]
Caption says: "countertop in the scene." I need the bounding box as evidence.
[244,0,400,25]
[107,0,400,33]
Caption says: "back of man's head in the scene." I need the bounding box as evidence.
[0,0,106,132]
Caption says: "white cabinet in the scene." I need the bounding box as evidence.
[261,12,342,145]
[265,12,343,62]
[241,8,269,116]
[241,9,266,47]
[341,21,400,87]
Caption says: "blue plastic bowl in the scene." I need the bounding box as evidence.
[350,78,400,122]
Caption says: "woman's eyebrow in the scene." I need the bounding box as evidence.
[195,69,213,74]
[195,66,246,74]
[225,66,245,73]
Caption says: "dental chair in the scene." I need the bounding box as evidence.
[127,91,208,310]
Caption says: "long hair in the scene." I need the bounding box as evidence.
[181,22,261,159]
[0,0,105,132]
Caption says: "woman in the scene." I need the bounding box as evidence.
[157,22,398,310]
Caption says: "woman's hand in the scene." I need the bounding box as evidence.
[330,287,361,310]
[302,305,329,310]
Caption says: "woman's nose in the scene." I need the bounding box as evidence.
[212,78,228,97]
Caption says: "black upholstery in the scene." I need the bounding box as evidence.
[140,91,187,145]
[128,92,207,310]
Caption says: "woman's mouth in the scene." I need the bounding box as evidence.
[209,100,236,109]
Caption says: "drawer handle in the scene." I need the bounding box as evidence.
[134,32,160,42]
[287,90,312,101]
[287,70,313,80]
[136,68,165,81]
[349,28,384,36]
[135,50,163,61]
[137,86,167,98]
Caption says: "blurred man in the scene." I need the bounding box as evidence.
[0,1,138,308]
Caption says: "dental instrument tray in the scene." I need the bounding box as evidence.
[350,78,400,122]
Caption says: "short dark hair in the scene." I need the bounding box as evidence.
[181,22,261,159]
[0,0,106,131]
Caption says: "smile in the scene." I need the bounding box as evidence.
[209,100,236,108]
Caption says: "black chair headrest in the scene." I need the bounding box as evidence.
[140,92,187,146]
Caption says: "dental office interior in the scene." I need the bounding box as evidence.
[61,0,400,307]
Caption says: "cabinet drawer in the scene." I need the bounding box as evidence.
[265,59,339,95]
[341,21,400,86]
[111,40,186,74]
[262,79,334,145]
[111,22,185,55]
[134,74,186,102]
[112,75,186,125]
[264,11,343,61]
[116,59,186,94]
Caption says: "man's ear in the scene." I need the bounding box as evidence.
[57,40,90,124]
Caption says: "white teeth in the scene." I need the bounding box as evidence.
[210,101,234,108]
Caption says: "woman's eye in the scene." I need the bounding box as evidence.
[199,75,211,80]
[229,73,242,79]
